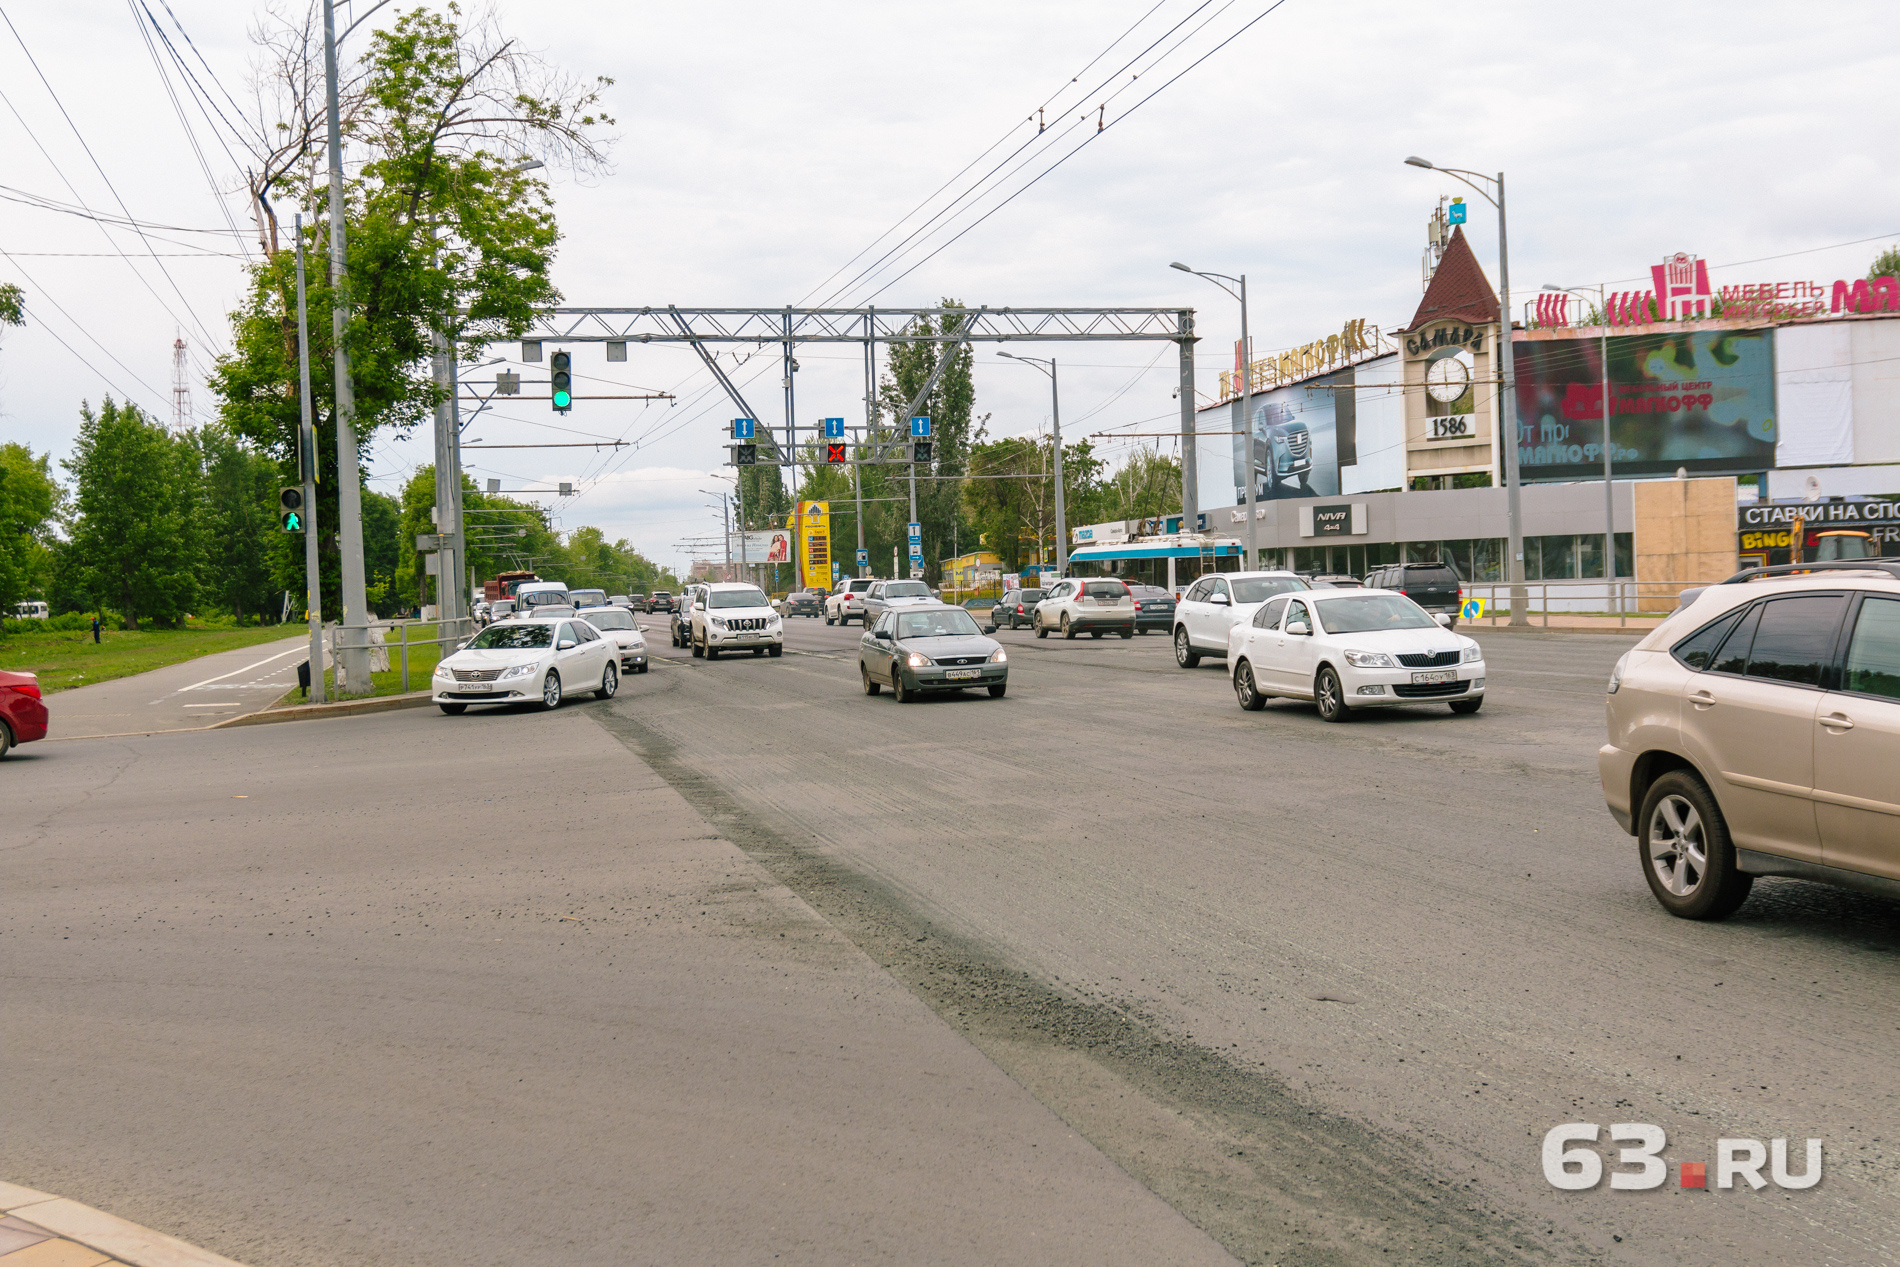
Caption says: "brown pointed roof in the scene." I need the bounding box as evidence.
[1406,225,1499,330]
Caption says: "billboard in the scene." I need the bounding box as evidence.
[1513,328,1777,480]
[725,530,791,562]
[1227,365,1359,503]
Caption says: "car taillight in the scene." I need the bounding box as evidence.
[7,679,42,700]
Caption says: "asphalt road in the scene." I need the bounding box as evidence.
[10,611,1899,1265]
[608,610,1900,1265]
[47,635,310,738]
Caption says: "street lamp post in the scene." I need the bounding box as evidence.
[1545,284,1616,607]
[701,489,731,581]
[998,352,1067,579]
[1172,263,1254,566]
[1405,158,1525,625]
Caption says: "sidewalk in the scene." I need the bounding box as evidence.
[1468,612,1666,633]
[42,636,309,739]
[0,1182,244,1267]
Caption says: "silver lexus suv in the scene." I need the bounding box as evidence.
[1600,561,1900,919]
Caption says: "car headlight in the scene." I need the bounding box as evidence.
[1608,652,1628,694]
[433,663,452,678]
[907,652,930,668]
[1342,650,1395,668]
[1463,644,1482,663]
[710,617,726,628]
[499,663,535,679]
[989,648,1007,663]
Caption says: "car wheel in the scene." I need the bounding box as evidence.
[541,670,563,710]
[1091,630,1104,639]
[0,720,11,758]
[1119,628,1133,639]
[691,634,704,658]
[862,663,880,695]
[706,641,719,660]
[1234,660,1267,711]
[635,662,649,674]
[768,643,783,658]
[1174,627,1200,668]
[437,703,467,715]
[825,614,835,625]
[1639,771,1753,920]
[1450,696,1482,714]
[1314,666,1351,722]
[1062,614,1076,640]
[596,661,618,700]
[1035,616,1048,640]
[892,664,913,703]
[988,682,1007,698]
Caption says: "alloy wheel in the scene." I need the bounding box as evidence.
[1648,794,1707,897]
[542,670,562,709]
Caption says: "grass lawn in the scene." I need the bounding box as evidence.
[272,622,452,707]
[0,622,303,694]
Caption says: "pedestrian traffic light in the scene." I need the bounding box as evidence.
[279,486,305,532]
[550,350,572,411]
[825,442,847,465]
[911,441,933,464]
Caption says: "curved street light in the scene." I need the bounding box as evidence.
[1171,262,1255,566]
[998,351,1068,579]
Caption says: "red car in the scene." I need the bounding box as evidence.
[0,670,48,757]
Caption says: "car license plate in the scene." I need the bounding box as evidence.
[1411,670,1455,684]
[464,682,491,691]
[737,631,759,639]
[945,669,981,681]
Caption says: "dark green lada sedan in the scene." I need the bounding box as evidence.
[859,603,1008,702]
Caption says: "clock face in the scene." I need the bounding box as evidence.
[1425,355,1471,404]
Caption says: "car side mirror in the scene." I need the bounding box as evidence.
[1210,592,1230,605]
[1285,621,1310,636]
[557,639,576,650]
[1434,613,1452,627]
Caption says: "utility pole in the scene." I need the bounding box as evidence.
[1495,171,1526,626]
[322,0,371,691]
[997,351,1066,577]
[859,315,872,578]
[1178,309,1197,537]
[294,213,325,703]
[431,323,460,622]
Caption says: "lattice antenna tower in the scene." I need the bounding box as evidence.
[171,331,192,432]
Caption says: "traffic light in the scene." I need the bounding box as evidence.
[550,350,572,411]
[911,441,933,464]
[825,442,847,465]
[279,486,305,532]
[733,444,758,466]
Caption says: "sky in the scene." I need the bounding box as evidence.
[2,0,1897,578]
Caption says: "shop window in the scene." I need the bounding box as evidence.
[1294,547,1327,574]
[1615,532,1633,579]
[1405,541,1440,565]
[1578,535,1605,579]
[1538,535,1577,580]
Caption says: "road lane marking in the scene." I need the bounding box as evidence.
[178,643,308,692]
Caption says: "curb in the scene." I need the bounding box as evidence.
[1464,622,1662,636]
[0,1180,247,1267]
[214,690,435,728]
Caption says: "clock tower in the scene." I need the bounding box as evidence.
[1399,225,1504,490]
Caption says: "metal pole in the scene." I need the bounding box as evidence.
[322,0,371,690]
[431,323,456,620]
[859,314,871,577]
[447,343,468,629]
[723,494,731,581]
[1599,284,1615,610]
[1178,309,1196,536]
[1496,170,1526,626]
[908,447,918,578]
[783,308,796,505]
[1051,358,1067,578]
[1239,275,1255,568]
[294,213,326,704]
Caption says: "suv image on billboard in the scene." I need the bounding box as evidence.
[1238,400,1313,501]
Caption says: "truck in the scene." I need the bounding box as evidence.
[483,570,541,604]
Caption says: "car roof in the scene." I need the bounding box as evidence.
[705,581,762,590]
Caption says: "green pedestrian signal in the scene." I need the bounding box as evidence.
[550,350,572,411]
[279,486,306,532]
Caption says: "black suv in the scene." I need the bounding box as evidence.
[1365,562,1463,626]
[647,590,674,614]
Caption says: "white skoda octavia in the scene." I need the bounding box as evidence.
[1224,588,1485,721]
[432,616,617,714]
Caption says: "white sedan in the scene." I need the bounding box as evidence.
[575,606,649,673]
[432,616,617,714]
[1225,589,1486,721]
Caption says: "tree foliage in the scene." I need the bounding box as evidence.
[0,443,61,611]
[62,400,201,629]
[1870,244,1900,280]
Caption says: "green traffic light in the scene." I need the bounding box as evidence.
[552,389,572,408]
[283,511,303,531]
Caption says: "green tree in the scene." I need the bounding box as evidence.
[63,400,200,628]
[0,443,62,610]
[1870,244,1900,280]
[215,3,611,619]
[0,283,21,329]
[872,302,975,582]
[195,425,281,622]
[1097,447,1182,524]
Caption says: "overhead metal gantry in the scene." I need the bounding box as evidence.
[510,306,1205,549]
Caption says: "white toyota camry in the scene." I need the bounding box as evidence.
[432,616,617,714]
[1224,588,1486,721]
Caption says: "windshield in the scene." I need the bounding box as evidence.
[1315,593,1438,634]
[569,590,607,606]
[897,609,981,638]
[883,581,930,597]
[709,587,770,609]
[521,591,570,607]
[469,623,553,649]
[583,610,634,630]
[1232,577,1308,604]
[1012,589,1043,603]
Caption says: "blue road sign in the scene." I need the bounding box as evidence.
[911,416,931,438]
[823,417,845,438]
[1447,198,1466,225]
[856,548,869,565]
[733,417,756,439]
[906,522,921,542]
